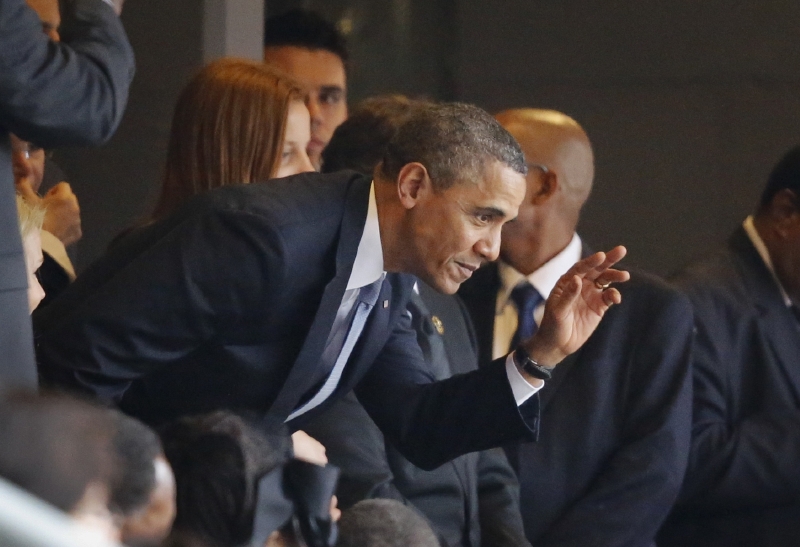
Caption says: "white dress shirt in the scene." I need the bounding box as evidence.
[290,182,543,417]
[743,215,793,307]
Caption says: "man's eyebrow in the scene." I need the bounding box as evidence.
[319,85,344,94]
[474,206,508,219]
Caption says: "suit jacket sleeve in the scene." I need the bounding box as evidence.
[677,288,800,510]
[0,0,134,146]
[300,391,408,508]
[535,291,694,547]
[35,205,287,400]
[476,448,531,547]
[354,309,539,471]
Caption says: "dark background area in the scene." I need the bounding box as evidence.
[56,0,800,277]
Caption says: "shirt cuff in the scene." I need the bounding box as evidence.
[505,353,544,405]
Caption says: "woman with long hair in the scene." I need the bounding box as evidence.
[151,58,314,221]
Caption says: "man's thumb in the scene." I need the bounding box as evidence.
[15,177,41,204]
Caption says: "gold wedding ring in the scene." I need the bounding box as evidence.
[594,280,611,291]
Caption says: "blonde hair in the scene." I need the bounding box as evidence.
[152,58,305,220]
[16,194,45,240]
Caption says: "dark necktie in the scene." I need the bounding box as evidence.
[509,282,544,351]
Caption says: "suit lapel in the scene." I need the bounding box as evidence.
[265,177,372,426]
[731,228,800,405]
[336,274,412,391]
[458,262,500,367]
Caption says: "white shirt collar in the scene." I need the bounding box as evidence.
[743,215,792,307]
[496,233,582,314]
[347,182,385,290]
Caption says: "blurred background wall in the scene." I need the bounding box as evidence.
[58,0,800,277]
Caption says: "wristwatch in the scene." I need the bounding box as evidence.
[513,345,554,380]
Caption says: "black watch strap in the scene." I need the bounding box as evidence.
[513,345,554,380]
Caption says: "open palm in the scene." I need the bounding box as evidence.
[523,246,630,367]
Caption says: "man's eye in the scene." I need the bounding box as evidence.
[319,91,342,105]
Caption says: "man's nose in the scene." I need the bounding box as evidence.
[475,228,501,263]
[307,96,323,125]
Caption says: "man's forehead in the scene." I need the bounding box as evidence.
[264,46,346,88]
[449,163,526,209]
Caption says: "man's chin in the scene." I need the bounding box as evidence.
[427,276,460,295]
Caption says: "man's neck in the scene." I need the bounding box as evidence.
[750,214,796,306]
[374,178,404,273]
[502,228,574,277]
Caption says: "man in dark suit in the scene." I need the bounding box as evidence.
[301,96,530,547]
[657,147,800,547]
[0,0,134,388]
[459,109,693,546]
[35,102,628,471]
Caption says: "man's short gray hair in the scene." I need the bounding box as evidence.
[380,102,527,191]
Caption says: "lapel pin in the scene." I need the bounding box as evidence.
[431,315,444,335]
[383,300,389,308]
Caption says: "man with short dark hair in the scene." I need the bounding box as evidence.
[108,411,176,547]
[35,102,628,471]
[160,411,293,547]
[459,108,693,546]
[0,391,119,540]
[306,95,530,547]
[658,147,800,547]
[264,9,348,170]
[337,499,440,547]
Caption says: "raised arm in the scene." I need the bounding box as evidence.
[0,0,134,146]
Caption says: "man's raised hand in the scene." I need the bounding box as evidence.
[521,246,630,370]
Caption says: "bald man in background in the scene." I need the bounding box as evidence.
[459,109,694,547]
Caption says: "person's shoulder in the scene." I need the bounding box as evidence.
[613,268,693,323]
[670,241,745,313]
[191,171,368,226]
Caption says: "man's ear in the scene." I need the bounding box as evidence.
[531,170,559,206]
[396,162,431,210]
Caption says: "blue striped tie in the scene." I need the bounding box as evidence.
[287,276,384,420]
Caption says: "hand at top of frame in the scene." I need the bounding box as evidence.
[520,246,630,372]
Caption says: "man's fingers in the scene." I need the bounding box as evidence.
[601,287,623,307]
[593,269,631,288]
[567,245,628,281]
[603,245,627,267]
[588,246,628,277]
[15,177,41,203]
[550,274,583,317]
[568,252,606,277]
[46,182,74,198]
